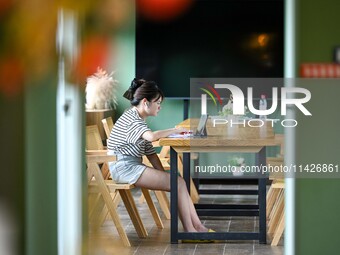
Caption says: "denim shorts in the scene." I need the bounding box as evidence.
[109,154,147,184]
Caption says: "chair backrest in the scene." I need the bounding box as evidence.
[102,117,114,139]
[86,125,104,150]
[86,125,112,180]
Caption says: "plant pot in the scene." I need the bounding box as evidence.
[232,166,244,176]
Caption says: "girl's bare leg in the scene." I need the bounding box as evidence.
[186,190,209,232]
[134,167,206,232]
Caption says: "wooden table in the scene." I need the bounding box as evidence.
[159,119,280,244]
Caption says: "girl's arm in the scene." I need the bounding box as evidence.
[146,153,165,171]
[142,127,187,142]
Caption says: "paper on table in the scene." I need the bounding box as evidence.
[168,132,193,138]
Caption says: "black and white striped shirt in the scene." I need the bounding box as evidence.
[107,107,156,157]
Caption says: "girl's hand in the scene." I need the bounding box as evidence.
[173,127,191,134]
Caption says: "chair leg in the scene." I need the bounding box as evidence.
[271,209,285,246]
[88,193,103,219]
[268,190,284,235]
[104,199,131,246]
[269,189,283,223]
[266,185,273,218]
[89,163,131,246]
[88,194,106,230]
[154,190,171,220]
[87,171,94,184]
[119,189,148,238]
[136,189,170,221]
[267,188,280,221]
[101,163,111,180]
[141,188,164,229]
[97,192,121,227]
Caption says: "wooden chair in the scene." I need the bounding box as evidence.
[267,179,285,246]
[266,134,285,246]
[101,117,115,139]
[102,117,171,219]
[86,125,164,246]
[87,153,146,246]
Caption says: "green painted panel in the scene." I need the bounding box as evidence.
[294,80,340,254]
[297,0,340,63]
[296,0,340,253]
[25,79,58,255]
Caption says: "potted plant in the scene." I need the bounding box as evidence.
[85,67,118,110]
[228,156,245,176]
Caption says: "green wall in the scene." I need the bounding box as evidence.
[297,0,340,62]
[295,0,340,254]
[25,77,58,255]
[113,5,185,132]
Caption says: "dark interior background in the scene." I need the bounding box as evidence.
[136,0,284,98]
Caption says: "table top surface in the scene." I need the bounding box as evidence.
[159,136,280,148]
[159,118,282,148]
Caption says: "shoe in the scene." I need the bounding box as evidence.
[208,229,225,243]
[182,229,216,243]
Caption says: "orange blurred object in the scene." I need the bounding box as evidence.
[137,0,193,22]
[0,57,24,97]
[75,36,110,85]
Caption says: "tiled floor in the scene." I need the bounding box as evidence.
[88,185,284,255]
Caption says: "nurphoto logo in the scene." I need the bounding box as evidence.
[200,83,312,128]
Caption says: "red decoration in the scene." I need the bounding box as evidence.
[300,63,340,78]
[137,0,193,22]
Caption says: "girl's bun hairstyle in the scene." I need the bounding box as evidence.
[123,78,164,106]
[123,78,145,100]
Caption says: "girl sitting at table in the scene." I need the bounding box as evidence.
[107,78,210,233]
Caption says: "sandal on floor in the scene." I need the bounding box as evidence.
[181,229,216,243]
